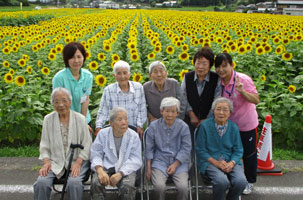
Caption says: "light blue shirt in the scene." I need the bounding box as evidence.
[52,68,93,123]
[90,127,142,176]
[145,118,192,176]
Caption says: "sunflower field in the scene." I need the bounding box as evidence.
[0,9,302,148]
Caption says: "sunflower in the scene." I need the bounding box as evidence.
[22,54,30,61]
[111,61,117,68]
[275,45,284,55]
[282,52,293,61]
[103,44,111,52]
[89,61,98,71]
[179,69,188,81]
[2,46,11,54]
[15,76,26,86]
[32,45,38,52]
[148,52,156,60]
[3,61,9,68]
[288,85,296,93]
[179,52,189,61]
[282,38,290,45]
[272,37,280,45]
[256,46,265,55]
[111,54,120,62]
[37,60,42,67]
[261,75,266,81]
[166,46,174,55]
[128,42,136,49]
[229,44,237,52]
[154,46,162,53]
[238,45,246,55]
[18,58,26,67]
[48,53,56,61]
[182,44,189,52]
[56,44,64,53]
[4,73,13,83]
[97,53,106,61]
[223,48,229,53]
[216,37,223,44]
[132,72,143,82]
[95,74,107,87]
[245,44,252,52]
[41,67,50,75]
[232,61,237,69]
[85,51,91,60]
[130,53,139,62]
[26,66,32,74]
[9,69,15,75]
[264,44,272,53]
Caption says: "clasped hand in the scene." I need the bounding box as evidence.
[98,171,122,186]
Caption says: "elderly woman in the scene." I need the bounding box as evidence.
[181,47,221,132]
[195,97,247,200]
[33,87,92,200]
[145,97,191,200]
[52,42,93,133]
[215,53,259,194]
[90,107,142,200]
[143,61,185,122]
[95,60,147,138]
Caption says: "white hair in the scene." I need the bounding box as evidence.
[211,97,233,113]
[51,87,72,104]
[113,60,130,74]
[160,97,180,112]
[149,61,166,74]
[109,107,128,122]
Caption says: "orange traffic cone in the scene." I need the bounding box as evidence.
[257,115,283,176]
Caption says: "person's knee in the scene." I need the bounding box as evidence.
[233,176,247,190]
[213,176,229,189]
[67,177,83,189]
[176,180,188,194]
[34,177,52,188]
[154,182,166,193]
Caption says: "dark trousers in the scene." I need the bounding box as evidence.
[240,128,257,183]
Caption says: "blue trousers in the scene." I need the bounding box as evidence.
[206,164,247,200]
[33,160,89,200]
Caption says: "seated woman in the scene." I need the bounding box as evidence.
[143,61,185,122]
[90,107,142,200]
[145,97,192,200]
[195,97,247,200]
[33,87,92,200]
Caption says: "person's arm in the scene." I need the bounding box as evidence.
[175,80,186,120]
[90,130,105,172]
[118,133,142,176]
[96,165,110,186]
[137,85,147,138]
[235,75,259,104]
[146,159,152,181]
[175,124,192,166]
[95,88,110,135]
[180,76,193,114]
[39,158,51,177]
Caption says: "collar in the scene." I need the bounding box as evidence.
[160,117,177,130]
[66,68,83,82]
[150,79,169,92]
[194,71,210,83]
[221,70,235,87]
[116,81,135,94]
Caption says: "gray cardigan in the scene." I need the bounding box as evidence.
[39,110,92,176]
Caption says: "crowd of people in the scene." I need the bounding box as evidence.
[34,42,259,200]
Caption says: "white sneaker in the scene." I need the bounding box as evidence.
[242,183,253,195]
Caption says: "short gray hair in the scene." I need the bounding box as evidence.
[109,107,128,122]
[51,87,72,104]
[113,60,130,74]
[160,97,180,112]
[149,61,166,74]
[211,97,233,113]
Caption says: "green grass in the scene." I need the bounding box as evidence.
[0,145,302,160]
[0,4,52,12]
[273,148,303,160]
[0,145,39,157]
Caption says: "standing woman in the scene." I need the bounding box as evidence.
[53,42,93,133]
[214,53,259,194]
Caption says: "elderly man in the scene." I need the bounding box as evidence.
[34,87,91,200]
[143,61,185,123]
[90,107,142,200]
[145,97,192,200]
[95,60,147,138]
[195,97,247,200]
